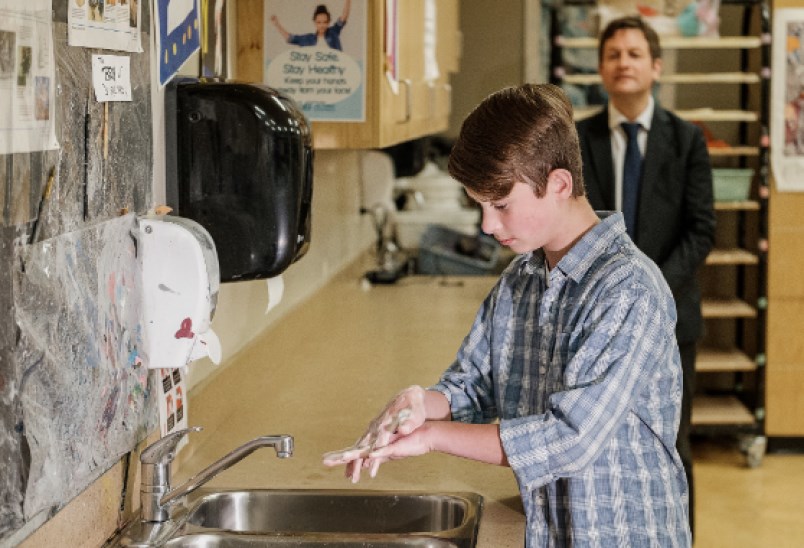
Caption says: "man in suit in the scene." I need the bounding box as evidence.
[576,16,716,537]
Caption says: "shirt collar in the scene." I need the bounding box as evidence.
[521,248,546,275]
[519,212,628,283]
[607,96,654,131]
[561,212,629,283]
[520,249,564,288]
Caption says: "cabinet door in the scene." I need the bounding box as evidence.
[380,0,425,143]
[381,0,455,144]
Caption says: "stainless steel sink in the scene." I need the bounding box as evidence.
[106,432,482,547]
[179,489,482,547]
[164,532,459,547]
[187,489,475,533]
[109,489,482,547]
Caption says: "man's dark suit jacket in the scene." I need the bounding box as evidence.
[576,106,716,343]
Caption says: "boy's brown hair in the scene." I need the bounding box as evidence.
[448,83,585,201]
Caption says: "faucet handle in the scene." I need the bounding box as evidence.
[141,426,203,465]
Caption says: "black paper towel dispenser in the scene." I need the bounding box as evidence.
[165,78,313,282]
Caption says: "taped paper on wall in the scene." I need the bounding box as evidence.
[92,55,133,102]
[158,367,189,438]
[67,0,143,52]
[0,0,59,154]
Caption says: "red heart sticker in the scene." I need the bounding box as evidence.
[175,318,195,339]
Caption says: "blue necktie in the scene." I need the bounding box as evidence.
[621,122,642,239]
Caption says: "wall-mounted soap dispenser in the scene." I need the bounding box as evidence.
[139,215,222,369]
[165,78,314,282]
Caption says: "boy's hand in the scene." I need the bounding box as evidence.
[368,423,434,461]
[322,385,428,482]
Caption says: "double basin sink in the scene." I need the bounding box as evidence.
[117,489,482,547]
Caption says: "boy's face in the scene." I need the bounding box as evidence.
[469,180,561,255]
[598,28,661,103]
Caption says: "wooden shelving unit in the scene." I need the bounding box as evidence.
[573,106,758,122]
[692,395,757,425]
[696,347,756,373]
[549,0,770,466]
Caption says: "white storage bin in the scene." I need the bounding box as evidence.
[395,162,467,210]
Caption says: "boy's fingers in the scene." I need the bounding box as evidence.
[321,445,371,466]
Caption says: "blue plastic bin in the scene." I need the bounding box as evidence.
[417,224,500,275]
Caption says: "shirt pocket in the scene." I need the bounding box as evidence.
[546,331,575,392]
[557,328,609,391]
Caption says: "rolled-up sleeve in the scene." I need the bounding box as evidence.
[430,284,503,425]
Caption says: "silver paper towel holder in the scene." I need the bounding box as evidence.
[165,78,314,282]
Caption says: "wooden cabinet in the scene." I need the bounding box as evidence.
[387,0,459,143]
[234,0,460,150]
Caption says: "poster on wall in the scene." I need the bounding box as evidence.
[155,0,201,87]
[0,0,59,154]
[67,0,143,52]
[263,0,366,122]
[772,8,804,192]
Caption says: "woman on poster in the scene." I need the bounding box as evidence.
[270,0,351,51]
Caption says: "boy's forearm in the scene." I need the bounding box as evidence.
[424,389,452,421]
[425,421,509,466]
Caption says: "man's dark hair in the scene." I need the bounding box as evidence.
[448,83,585,201]
[598,16,662,63]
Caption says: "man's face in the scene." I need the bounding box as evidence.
[598,28,661,102]
[469,180,561,255]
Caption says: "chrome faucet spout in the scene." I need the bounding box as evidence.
[160,435,294,509]
[139,427,293,523]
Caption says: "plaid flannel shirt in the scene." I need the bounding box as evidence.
[432,212,691,547]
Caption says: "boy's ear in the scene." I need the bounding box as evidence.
[547,169,574,197]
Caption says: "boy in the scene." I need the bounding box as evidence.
[324,84,691,547]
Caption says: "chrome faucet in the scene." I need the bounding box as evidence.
[139,426,293,522]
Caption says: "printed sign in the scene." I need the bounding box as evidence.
[67,0,143,52]
[0,0,59,154]
[92,55,132,101]
[264,0,366,121]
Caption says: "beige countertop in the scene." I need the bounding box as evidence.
[176,263,525,547]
